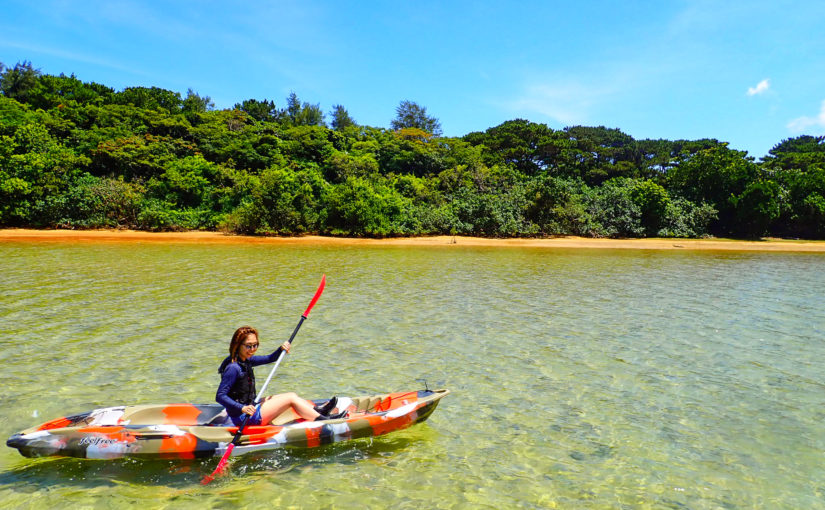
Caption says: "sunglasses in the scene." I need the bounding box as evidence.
[242,343,259,350]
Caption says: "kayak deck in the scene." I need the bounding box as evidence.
[7,389,449,459]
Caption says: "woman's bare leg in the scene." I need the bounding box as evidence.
[259,392,320,424]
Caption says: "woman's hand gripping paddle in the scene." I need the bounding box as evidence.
[202,274,326,484]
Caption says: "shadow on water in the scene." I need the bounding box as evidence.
[229,429,433,480]
[0,456,213,489]
[0,428,433,490]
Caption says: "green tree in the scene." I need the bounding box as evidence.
[146,155,216,209]
[240,166,327,233]
[666,144,758,234]
[525,175,594,235]
[773,165,825,237]
[90,134,198,180]
[658,198,717,238]
[112,86,183,112]
[583,178,644,238]
[464,119,558,175]
[324,176,413,236]
[377,128,447,176]
[562,126,640,184]
[62,174,144,228]
[0,122,90,226]
[235,99,280,122]
[330,104,356,130]
[799,193,825,237]
[391,100,442,136]
[761,135,825,172]
[0,61,42,104]
[324,150,379,182]
[730,179,780,237]
[0,95,32,137]
[181,88,214,114]
[630,180,670,235]
[285,92,325,126]
[187,109,271,170]
[286,92,301,123]
[279,125,334,165]
[298,103,325,126]
[23,73,114,109]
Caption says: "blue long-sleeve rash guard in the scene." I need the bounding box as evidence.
[215,347,284,417]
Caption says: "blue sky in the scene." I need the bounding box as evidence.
[1,0,824,158]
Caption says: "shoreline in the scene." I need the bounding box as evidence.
[1,229,825,252]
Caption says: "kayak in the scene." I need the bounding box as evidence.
[7,389,449,460]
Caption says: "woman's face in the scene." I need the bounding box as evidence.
[238,333,259,361]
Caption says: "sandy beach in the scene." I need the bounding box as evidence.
[1,229,825,252]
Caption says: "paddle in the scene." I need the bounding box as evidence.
[201,274,326,484]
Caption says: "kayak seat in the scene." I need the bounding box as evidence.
[204,409,304,427]
[352,396,383,413]
[122,404,226,426]
[205,410,232,426]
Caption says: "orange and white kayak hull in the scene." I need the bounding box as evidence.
[7,389,449,460]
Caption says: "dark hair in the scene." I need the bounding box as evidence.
[230,326,259,362]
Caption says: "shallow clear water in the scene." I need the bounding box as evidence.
[1,241,825,508]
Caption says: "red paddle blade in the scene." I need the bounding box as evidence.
[302,274,326,318]
[201,443,235,485]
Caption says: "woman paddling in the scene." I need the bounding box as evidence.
[216,326,346,426]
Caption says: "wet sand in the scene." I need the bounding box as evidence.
[2,229,825,252]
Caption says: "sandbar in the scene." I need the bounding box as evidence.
[1,229,825,252]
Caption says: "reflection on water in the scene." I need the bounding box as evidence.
[2,242,825,508]
[0,428,431,489]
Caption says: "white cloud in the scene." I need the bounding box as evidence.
[502,80,614,126]
[787,100,825,132]
[506,85,585,125]
[0,39,148,76]
[747,79,770,96]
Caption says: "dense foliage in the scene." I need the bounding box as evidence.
[2,61,824,238]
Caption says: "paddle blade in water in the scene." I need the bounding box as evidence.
[201,443,235,485]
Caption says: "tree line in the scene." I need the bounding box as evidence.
[1,61,824,238]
